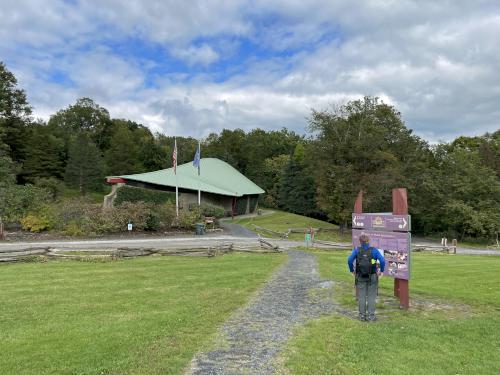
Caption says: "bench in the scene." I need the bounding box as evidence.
[204,216,216,229]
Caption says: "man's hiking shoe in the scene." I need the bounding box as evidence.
[367,316,377,322]
[359,315,366,321]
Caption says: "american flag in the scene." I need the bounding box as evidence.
[173,139,177,174]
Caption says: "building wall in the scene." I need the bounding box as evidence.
[179,192,260,215]
[179,192,233,212]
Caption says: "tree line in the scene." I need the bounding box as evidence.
[1,61,498,240]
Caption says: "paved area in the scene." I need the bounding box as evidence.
[219,222,259,238]
[187,250,344,375]
[0,226,498,255]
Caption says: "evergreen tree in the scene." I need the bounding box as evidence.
[64,133,103,194]
[0,61,32,164]
[138,136,168,171]
[21,122,65,182]
[279,149,317,216]
[104,125,141,175]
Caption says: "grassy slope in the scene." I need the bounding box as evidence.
[282,250,500,375]
[230,210,351,242]
[0,253,284,375]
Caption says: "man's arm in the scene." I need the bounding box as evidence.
[347,248,357,273]
[373,248,385,274]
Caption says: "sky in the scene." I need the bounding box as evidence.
[1,0,499,142]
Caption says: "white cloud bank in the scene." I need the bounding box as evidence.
[1,0,499,142]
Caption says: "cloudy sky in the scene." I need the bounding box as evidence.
[1,0,499,142]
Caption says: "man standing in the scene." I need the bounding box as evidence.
[348,234,385,321]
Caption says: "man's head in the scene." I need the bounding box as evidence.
[359,234,369,245]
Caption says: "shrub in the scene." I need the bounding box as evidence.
[63,221,85,236]
[21,214,52,232]
[175,209,202,229]
[200,204,225,218]
[114,186,174,206]
[155,203,177,229]
[0,184,52,224]
[34,177,64,201]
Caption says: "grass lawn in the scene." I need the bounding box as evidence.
[0,253,285,375]
[62,186,111,203]
[229,209,351,242]
[281,250,500,375]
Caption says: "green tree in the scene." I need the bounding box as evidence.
[203,129,247,170]
[261,154,290,207]
[138,135,168,171]
[48,97,113,152]
[450,131,500,178]
[21,122,65,182]
[0,153,16,190]
[309,97,429,229]
[279,146,317,216]
[104,124,142,175]
[243,128,302,188]
[0,61,32,164]
[431,146,499,239]
[64,133,104,194]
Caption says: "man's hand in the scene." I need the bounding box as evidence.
[352,272,355,277]
[377,271,383,278]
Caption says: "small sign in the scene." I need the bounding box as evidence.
[127,223,133,231]
[352,213,411,231]
[352,229,411,280]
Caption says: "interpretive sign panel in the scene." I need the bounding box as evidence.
[352,213,411,231]
[352,229,411,280]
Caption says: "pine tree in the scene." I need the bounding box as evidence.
[64,133,103,194]
[21,123,65,182]
[0,61,32,164]
[104,125,141,175]
[279,156,317,216]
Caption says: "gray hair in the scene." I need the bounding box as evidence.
[359,234,369,244]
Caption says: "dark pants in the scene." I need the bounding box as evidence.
[356,274,378,319]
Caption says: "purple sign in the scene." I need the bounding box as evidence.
[352,213,411,231]
[352,229,411,280]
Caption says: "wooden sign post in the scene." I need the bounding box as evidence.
[353,188,410,310]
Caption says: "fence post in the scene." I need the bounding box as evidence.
[452,239,457,254]
[0,217,4,241]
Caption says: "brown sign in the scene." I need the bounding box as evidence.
[352,213,411,231]
[352,229,411,280]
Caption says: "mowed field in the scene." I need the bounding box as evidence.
[231,209,352,242]
[281,250,500,375]
[2,208,499,375]
[0,253,285,375]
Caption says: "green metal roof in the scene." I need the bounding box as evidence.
[117,158,264,197]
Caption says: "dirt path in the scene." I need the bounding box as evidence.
[186,250,349,375]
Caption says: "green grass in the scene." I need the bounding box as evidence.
[229,209,351,242]
[0,253,285,375]
[281,250,500,374]
[62,186,111,203]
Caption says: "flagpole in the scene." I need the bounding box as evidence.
[198,141,201,206]
[174,138,179,217]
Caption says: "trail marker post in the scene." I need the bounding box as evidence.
[352,188,411,310]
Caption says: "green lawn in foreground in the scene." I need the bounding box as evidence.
[0,253,284,375]
[281,250,500,375]
[230,210,351,242]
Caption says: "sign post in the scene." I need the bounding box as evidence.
[352,188,411,309]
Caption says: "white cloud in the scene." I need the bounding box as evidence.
[171,44,219,66]
[1,0,499,142]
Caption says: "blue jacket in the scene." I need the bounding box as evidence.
[347,243,385,273]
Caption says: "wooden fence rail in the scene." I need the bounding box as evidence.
[0,240,282,263]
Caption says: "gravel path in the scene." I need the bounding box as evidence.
[218,222,259,238]
[187,250,350,375]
